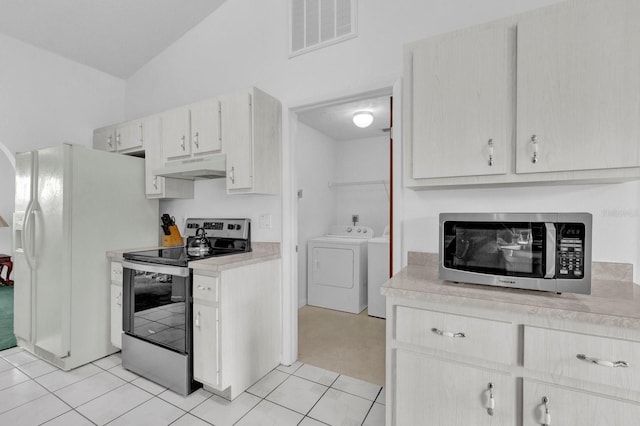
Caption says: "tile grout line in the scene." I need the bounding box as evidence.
[2,351,384,426]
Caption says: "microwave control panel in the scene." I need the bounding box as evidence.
[556,223,585,278]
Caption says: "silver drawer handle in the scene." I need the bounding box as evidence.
[576,354,629,368]
[197,285,212,291]
[431,328,465,338]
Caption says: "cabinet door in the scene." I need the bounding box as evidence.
[411,26,512,179]
[523,380,640,426]
[116,120,144,152]
[93,127,116,152]
[110,284,122,349]
[162,107,191,160]
[142,116,164,196]
[516,0,640,173]
[191,98,222,156]
[193,302,221,389]
[394,349,515,426]
[221,92,253,190]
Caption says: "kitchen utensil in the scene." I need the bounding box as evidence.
[187,227,212,256]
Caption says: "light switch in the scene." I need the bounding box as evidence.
[259,214,272,229]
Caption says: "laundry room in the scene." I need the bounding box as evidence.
[294,93,391,385]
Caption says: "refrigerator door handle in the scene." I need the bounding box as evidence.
[22,150,39,271]
[22,200,36,270]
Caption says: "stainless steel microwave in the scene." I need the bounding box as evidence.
[439,213,592,294]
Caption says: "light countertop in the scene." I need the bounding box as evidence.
[382,252,640,330]
[107,242,280,272]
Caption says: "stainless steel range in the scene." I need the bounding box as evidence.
[121,218,251,395]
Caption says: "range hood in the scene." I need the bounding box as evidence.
[153,154,226,180]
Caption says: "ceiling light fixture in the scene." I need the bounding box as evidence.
[352,111,374,128]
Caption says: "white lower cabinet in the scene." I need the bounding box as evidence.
[522,380,640,426]
[395,349,515,425]
[193,300,220,389]
[109,261,123,349]
[192,259,281,400]
[110,284,122,349]
[386,298,640,425]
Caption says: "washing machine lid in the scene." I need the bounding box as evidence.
[326,225,374,239]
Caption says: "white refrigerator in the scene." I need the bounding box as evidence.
[13,144,159,370]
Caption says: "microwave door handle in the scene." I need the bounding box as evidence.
[544,223,556,278]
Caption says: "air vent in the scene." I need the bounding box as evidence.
[290,0,357,57]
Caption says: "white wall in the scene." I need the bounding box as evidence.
[295,127,390,306]
[125,0,563,117]
[402,181,640,281]
[333,135,390,237]
[0,33,126,258]
[295,126,390,307]
[123,0,640,286]
[158,179,282,243]
[296,123,338,306]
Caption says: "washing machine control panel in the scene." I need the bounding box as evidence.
[327,225,374,238]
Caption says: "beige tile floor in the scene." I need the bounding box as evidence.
[298,305,386,387]
[0,346,385,425]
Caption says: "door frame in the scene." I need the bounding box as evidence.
[280,78,404,364]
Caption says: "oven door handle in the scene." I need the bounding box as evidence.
[122,261,190,277]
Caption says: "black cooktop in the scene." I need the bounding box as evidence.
[123,246,245,267]
[124,218,252,267]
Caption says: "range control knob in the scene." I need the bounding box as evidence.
[347,227,352,232]
[235,224,242,230]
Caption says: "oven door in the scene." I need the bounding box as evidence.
[122,260,192,355]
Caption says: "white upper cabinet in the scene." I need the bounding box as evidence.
[411,26,513,179]
[191,98,222,156]
[93,126,116,152]
[143,116,194,199]
[161,106,192,161]
[220,87,281,194]
[93,122,143,154]
[516,0,640,174]
[162,99,222,162]
[115,121,143,152]
[405,0,640,188]
[92,87,280,196]
[221,91,253,191]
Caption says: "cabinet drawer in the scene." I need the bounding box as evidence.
[395,306,515,365]
[110,261,123,283]
[193,274,219,302]
[523,379,640,426]
[524,326,639,392]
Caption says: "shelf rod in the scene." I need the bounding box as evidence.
[328,179,389,188]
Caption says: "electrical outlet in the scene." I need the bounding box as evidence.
[352,214,359,225]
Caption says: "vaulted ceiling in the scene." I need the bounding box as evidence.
[0,0,226,78]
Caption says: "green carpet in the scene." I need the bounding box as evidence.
[0,286,17,351]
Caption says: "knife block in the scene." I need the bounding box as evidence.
[162,225,183,247]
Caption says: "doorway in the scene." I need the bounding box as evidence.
[292,89,393,386]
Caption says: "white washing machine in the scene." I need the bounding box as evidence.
[307,225,373,313]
